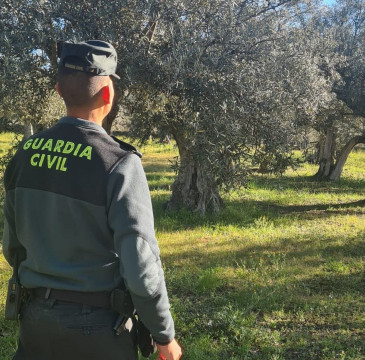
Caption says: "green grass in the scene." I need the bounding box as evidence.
[0,133,14,158]
[1,139,364,359]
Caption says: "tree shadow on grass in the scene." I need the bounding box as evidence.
[249,174,365,193]
[228,271,365,318]
[297,270,365,297]
[153,196,365,231]
[162,230,365,273]
[261,199,365,216]
[152,197,265,231]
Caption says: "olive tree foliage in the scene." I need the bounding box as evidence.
[332,0,365,117]
[312,0,365,180]
[125,0,333,212]
[0,0,154,135]
[0,1,57,136]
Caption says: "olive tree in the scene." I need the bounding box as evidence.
[312,0,365,180]
[125,0,333,212]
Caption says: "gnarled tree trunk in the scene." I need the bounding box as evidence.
[314,127,336,179]
[329,135,365,181]
[165,130,223,214]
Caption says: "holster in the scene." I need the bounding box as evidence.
[5,276,23,320]
[5,254,26,321]
[110,288,134,316]
[110,288,156,357]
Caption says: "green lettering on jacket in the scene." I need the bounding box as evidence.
[25,138,92,172]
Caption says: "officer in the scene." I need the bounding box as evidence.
[2,40,182,360]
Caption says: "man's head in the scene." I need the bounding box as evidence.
[56,40,119,118]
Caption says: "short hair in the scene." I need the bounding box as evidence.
[57,57,108,108]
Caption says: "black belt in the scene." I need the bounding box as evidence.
[30,288,111,309]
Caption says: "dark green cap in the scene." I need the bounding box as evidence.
[58,40,120,79]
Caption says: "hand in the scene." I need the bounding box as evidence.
[156,338,182,360]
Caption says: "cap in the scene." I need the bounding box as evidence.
[58,40,120,79]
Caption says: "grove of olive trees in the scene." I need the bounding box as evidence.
[1,0,364,212]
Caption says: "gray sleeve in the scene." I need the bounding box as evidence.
[2,190,26,267]
[106,153,175,344]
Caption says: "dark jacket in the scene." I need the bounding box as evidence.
[2,117,175,344]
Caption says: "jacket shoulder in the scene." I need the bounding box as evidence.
[111,136,142,158]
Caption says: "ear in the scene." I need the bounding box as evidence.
[55,83,62,97]
[101,86,110,105]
